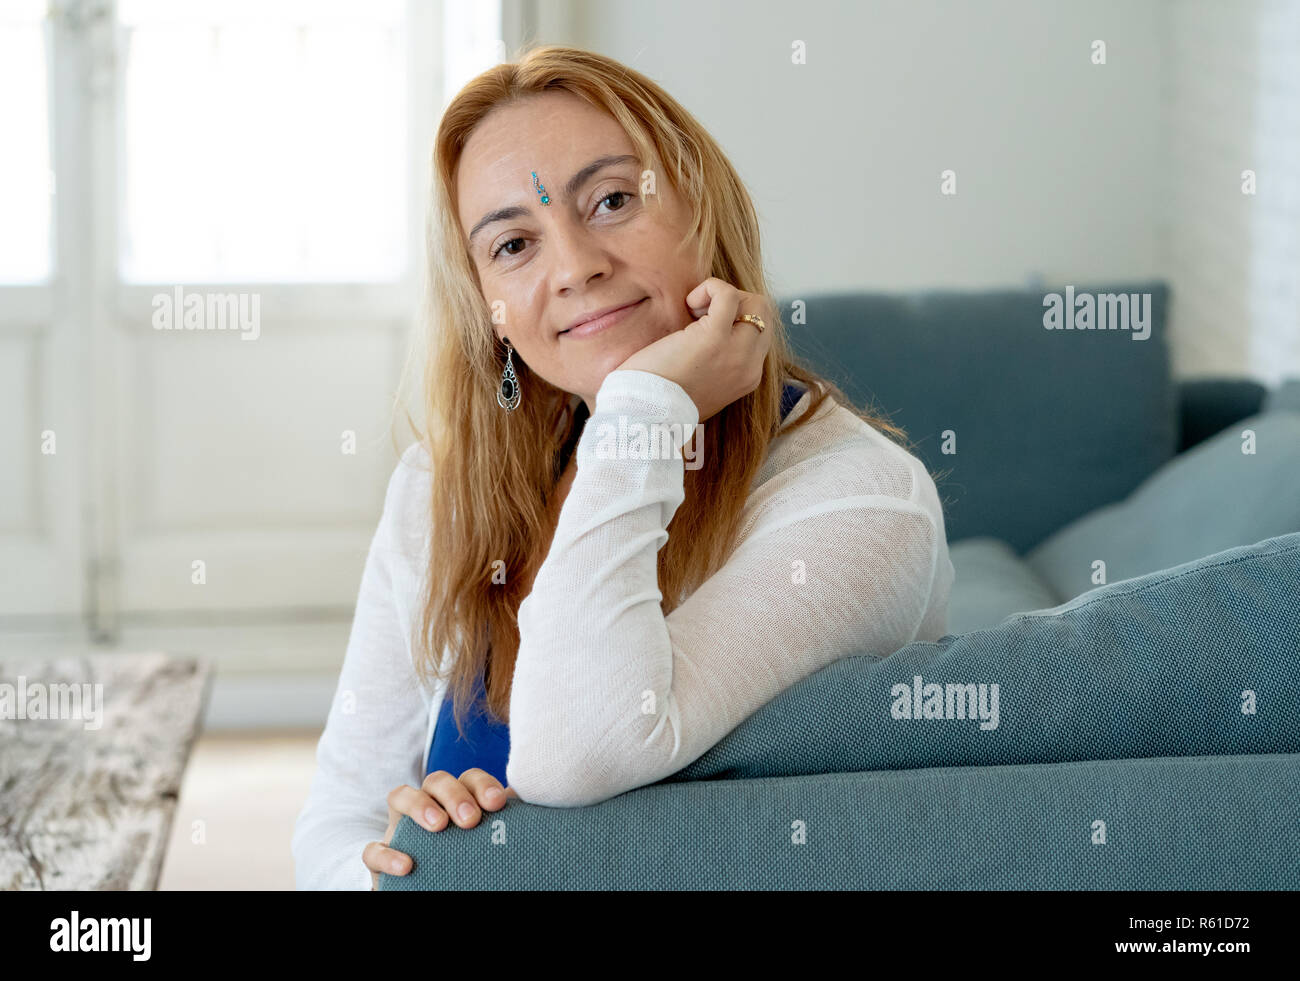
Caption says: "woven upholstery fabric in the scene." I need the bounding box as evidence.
[780,284,1177,551]
[665,532,1300,782]
[1177,377,1268,451]
[1265,377,1300,415]
[381,753,1300,890]
[380,532,1300,890]
[946,536,1062,633]
[1025,411,1300,602]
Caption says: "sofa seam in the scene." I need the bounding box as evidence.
[1002,538,1300,622]
[827,537,1300,656]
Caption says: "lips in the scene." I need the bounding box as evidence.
[560,297,648,336]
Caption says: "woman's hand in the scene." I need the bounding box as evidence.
[363,768,517,890]
[615,278,775,423]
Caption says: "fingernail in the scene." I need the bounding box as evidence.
[424,808,440,829]
[484,787,504,805]
[457,801,476,823]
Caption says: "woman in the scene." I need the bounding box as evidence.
[292,45,954,890]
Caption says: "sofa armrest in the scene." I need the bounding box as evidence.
[1177,377,1267,452]
[380,753,1300,889]
[669,533,1300,783]
[380,533,1300,890]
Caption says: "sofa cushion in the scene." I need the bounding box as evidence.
[381,753,1300,890]
[1266,377,1300,414]
[1176,377,1268,451]
[1025,410,1300,601]
[660,532,1300,782]
[380,533,1300,891]
[781,283,1177,551]
[946,537,1062,633]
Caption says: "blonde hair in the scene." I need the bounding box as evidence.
[395,44,908,737]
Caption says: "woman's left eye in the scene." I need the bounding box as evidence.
[595,190,633,214]
[489,192,633,263]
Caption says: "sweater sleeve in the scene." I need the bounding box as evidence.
[291,444,432,890]
[506,369,944,807]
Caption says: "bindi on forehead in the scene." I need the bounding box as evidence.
[530,170,550,206]
[464,153,642,248]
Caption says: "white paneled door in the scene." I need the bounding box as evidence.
[0,1,80,621]
[0,0,452,672]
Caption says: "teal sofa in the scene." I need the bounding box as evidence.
[381,282,1300,890]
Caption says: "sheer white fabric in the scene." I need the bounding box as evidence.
[292,369,953,888]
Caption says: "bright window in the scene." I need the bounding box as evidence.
[0,0,52,284]
[118,0,409,283]
[442,0,503,108]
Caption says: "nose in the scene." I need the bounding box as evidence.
[547,215,614,293]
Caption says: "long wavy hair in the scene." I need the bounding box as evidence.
[395,44,910,737]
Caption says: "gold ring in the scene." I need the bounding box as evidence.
[734,314,766,333]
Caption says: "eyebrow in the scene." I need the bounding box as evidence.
[466,153,640,248]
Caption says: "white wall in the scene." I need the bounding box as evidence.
[525,0,1300,383]
[557,0,1166,297]
[1163,0,1300,383]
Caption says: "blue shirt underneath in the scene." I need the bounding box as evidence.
[426,669,510,784]
[424,380,808,783]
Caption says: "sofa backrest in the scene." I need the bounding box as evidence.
[779,282,1177,552]
[662,532,1300,783]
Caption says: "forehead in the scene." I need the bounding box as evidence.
[455,92,635,226]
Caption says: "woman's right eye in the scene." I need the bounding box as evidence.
[490,237,525,261]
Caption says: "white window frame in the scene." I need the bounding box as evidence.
[1,1,529,702]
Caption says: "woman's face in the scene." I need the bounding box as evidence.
[455,90,709,412]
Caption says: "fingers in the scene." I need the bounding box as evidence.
[686,278,771,347]
[685,277,742,332]
[363,840,412,878]
[684,277,717,318]
[421,769,487,829]
[371,773,513,882]
[685,280,770,416]
[458,768,513,812]
[381,772,514,852]
[387,783,449,833]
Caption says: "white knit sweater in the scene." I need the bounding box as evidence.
[292,369,953,890]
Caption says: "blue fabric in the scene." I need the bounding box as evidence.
[383,754,1300,890]
[945,536,1062,633]
[1178,377,1268,451]
[1266,376,1300,415]
[778,380,804,420]
[381,532,1300,889]
[425,670,509,785]
[422,381,808,785]
[1025,411,1300,602]
[780,284,1177,551]
[666,532,1300,783]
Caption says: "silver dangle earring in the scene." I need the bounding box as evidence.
[497,338,521,411]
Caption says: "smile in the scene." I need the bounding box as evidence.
[560,297,648,339]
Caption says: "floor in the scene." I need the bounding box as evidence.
[158,731,321,891]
